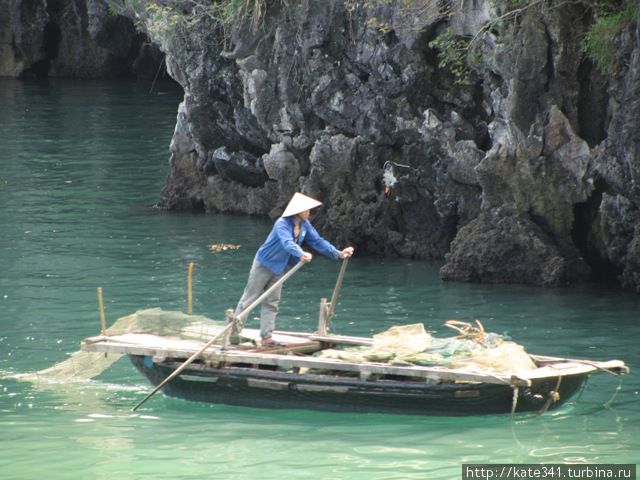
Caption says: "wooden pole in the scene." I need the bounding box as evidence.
[97,287,107,336]
[317,298,328,335]
[235,260,304,322]
[327,257,349,322]
[132,322,234,412]
[187,262,195,315]
[132,260,306,412]
[222,308,235,349]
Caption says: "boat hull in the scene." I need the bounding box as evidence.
[129,355,587,416]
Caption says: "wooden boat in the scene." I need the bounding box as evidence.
[80,323,628,416]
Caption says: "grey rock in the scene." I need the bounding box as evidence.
[6,0,636,289]
[263,143,301,183]
[211,147,269,188]
[440,210,589,287]
[0,0,164,79]
[151,0,639,289]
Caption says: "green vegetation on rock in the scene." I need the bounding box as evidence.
[583,0,637,75]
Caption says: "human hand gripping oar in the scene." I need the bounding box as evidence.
[132,260,306,412]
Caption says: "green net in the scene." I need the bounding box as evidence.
[317,323,537,374]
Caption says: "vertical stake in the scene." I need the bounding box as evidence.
[223,308,234,350]
[97,287,107,336]
[188,262,195,315]
[318,298,328,335]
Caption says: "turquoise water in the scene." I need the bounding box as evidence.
[0,80,638,480]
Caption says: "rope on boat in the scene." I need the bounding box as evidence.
[603,375,625,408]
[553,358,626,376]
[538,375,562,415]
[444,320,486,343]
[534,358,627,413]
[583,362,624,376]
[510,386,520,415]
[572,374,589,405]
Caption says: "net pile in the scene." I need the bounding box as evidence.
[317,322,537,375]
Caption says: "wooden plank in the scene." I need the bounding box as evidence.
[247,378,289,390]
[81,338,203,361]
[98,333,205,351]
[180,325,315,346]
[309,334,373,346]
[295,384,350,394]
[82,333,628,386]
[523,359,629,378]
[273,330,373,346]
[274,331,374,346]
[531,354,628,370]
[82,335,111,345]
[251,341,321,355]
[81,334,530,386]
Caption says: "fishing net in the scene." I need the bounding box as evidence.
[317,322,537,375]
[8,311,537,383]
[9,308,225,383]
[103,308,225,340]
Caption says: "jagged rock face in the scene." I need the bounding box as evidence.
[154,0,640,290]
[0,0,162,78]
[442,3,639,289]
[440,209,580,287]
[159,0,486,260]
[590,17,640,291]
[442,105,595,286]
[5,1,634,290]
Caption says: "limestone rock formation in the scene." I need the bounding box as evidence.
[3,0,639,291]
[147,0,640,290]
[0,0,162,78]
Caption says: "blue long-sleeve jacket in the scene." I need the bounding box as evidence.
[256,217,340,275]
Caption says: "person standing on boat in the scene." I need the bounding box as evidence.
[231,192,354,346]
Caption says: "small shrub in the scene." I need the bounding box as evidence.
[583,0,638,75]
[429,27,476,85]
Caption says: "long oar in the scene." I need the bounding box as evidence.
[327,257,349,322]
[132,260,305,412]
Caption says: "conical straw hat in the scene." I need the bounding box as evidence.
[281,192,322,217]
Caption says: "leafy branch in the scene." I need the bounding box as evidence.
[429,27,477,85]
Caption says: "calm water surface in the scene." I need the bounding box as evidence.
[0,80,638,480]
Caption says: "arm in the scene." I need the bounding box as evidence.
[274,218,306,258]
[303,222,341,259]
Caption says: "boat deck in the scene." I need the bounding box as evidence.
[81,329,629,388]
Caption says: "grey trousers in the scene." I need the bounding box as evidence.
[234,258,283,340]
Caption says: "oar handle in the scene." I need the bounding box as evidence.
[97,287,107,335]
[328,257,349,320]
[132,260,306,412]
